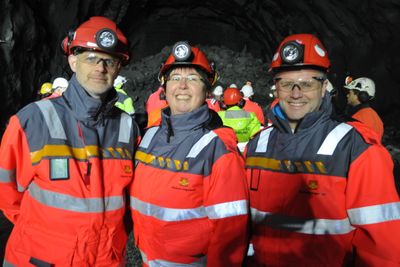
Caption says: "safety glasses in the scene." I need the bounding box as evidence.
[274,77,325,92]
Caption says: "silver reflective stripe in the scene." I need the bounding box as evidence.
[0,168,15,183]
[317,123,353,155]
[251,207,272,224]
[139,127,159,149]
[255,127,273,153]
[225,110,251,119]
[118,113,133,143]
[141,249,207,267]
[3,259,16,267]
[17,182,25,192]
[35,100,67,140]
[186,131,217,158]
[348,202,400,225]
[206,200,248,219]
[28,181,124,213]
[251,207,355,235]
[131,197,207,222]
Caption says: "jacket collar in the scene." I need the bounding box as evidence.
[63,74,118,122]
[161,104,210,133]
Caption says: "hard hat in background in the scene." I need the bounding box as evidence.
[113,75,127,87]
[39,82,53,95]
[52,77,69,89]
[240,84,254,98]
[345,75,353,85]
[270,84,276,91]
[344,77,375,98]
[61,16,130,65]
[223,87,243,106]
[212,85,223,96]
[229,83,238,88]
[159,41,218,86]
[270,33,330,73]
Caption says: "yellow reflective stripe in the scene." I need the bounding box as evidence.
[135,150,156,164]
[30,144,125,164]
[246,156,281,170]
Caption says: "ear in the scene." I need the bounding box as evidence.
[68,54,78,73]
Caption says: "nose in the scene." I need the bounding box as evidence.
[290,85,303,98]
[94,60,107,72]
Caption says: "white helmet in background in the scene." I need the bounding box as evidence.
[114,75,127,87]
[229,83,237,88]
[344,77,375,98]
[212,85,223,96]
[52,77,68,89]
[240,84,254,98]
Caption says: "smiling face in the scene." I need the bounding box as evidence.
[165,67,208,115]
[275,69,327,130]
[68,50,121,99]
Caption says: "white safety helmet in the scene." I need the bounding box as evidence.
[229,83,237,88]
[344,77,375,98]
[240,84,254,98]
[113,75,127,87]
[212,85,223,96]
[52,77,68,89]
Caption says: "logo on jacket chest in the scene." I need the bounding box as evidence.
[172,177,196,192]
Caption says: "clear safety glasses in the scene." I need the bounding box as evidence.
[167,74,204,85]
[78,53,121,69]
[274,77,325,92]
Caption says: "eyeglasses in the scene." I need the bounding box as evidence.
[78,53,121,69]
[167,74,204,85]
[274,77,325,92]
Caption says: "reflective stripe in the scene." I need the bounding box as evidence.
[131,197,246,222]
[17,182,25,192]
[255,127,273,153]
[225,110,251,119]
[186,131,217,158]
[28,181,124,213]
[348,202,400,225]
[141,249,207,266]
[0,168,15,183]
[118,113,133,143]
[206,200,248,219]
[3,259,16,267]
[139,127,159,149]
[35,100,67,140]
[317,123,353,155]
[251,207,355,235]
[131,197,207,221]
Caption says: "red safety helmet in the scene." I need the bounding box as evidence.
[61,16,130,65]
[159,41,218,85]
[269,34,330,73]
[223,87,243,106]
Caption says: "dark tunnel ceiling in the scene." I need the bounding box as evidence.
[1,0,400,132]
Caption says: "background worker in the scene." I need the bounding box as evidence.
[206,85,223,112]
[218,87,261,152]
[0,16,140,266]
[344,77,384,140]
[37,82,53,99]
[240,82,265,125]
[130,41,249,266]
[114,75,135,116]
[50,77,69,97]
[245,33,400,266]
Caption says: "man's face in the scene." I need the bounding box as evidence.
[346,89,359,106]
[165,67,207,115]
[275,69,327,129]
[68,51,121,99]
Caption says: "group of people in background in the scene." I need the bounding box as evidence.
[0,15,399,267]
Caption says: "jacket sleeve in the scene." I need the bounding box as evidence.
[248,113,261,139]
[203,133,250,266]
[346,143,400,266]
[0,116,34,223]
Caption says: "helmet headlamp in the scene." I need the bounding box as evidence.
[280,41,304,65]
[172,41,192,62]
[95,28,118,50]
